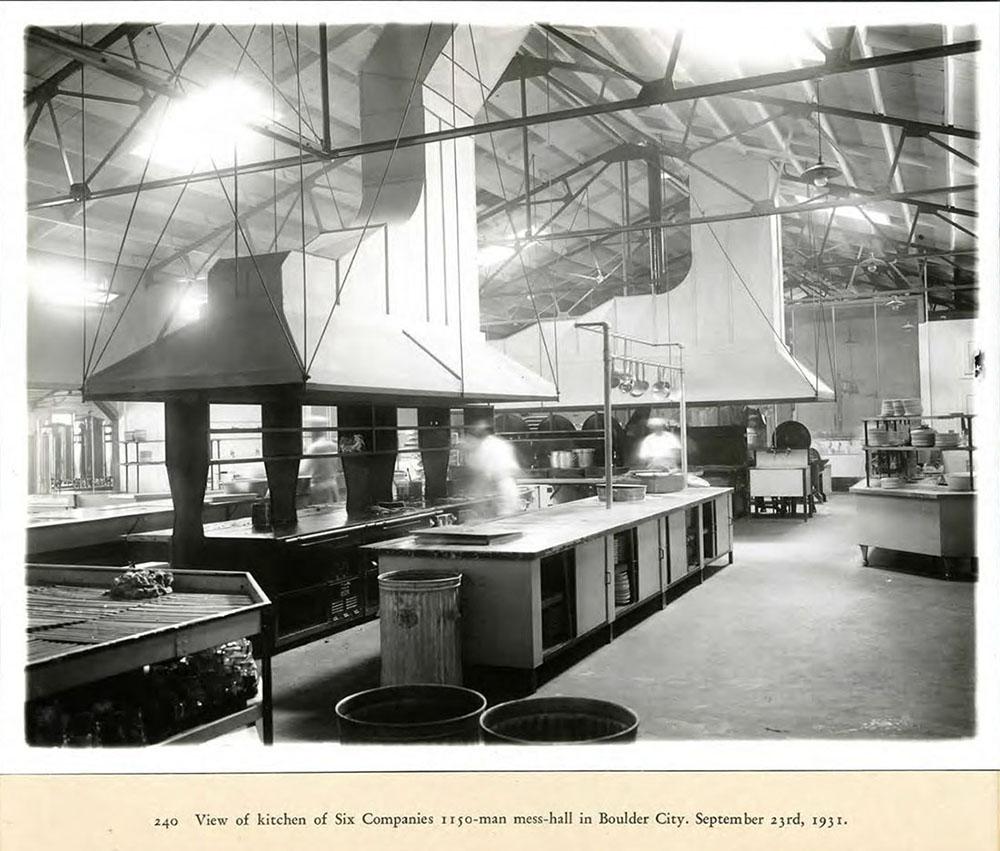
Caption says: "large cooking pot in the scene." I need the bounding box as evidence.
[572,448,596,468]
[549,450,576,469]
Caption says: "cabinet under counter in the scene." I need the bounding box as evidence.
[364,489,734,690]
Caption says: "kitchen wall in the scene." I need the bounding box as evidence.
[786,298,922,440]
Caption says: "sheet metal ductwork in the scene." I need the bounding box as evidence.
[85,24,553,406]
[493,147,835,407]
[357,24,454,225]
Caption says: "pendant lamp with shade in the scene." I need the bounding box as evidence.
[801,81,841,189]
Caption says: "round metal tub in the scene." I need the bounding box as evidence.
[336,684,487,744]
[480,696,639,744]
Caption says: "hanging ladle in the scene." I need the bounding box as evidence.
[652,367,671,399]
[610,357,625,389]
[631,362,649,397]
[618,360,634,394]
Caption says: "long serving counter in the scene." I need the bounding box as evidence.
[849,481,976,579]
[365,487,734,691]
[27,494,255,559]
[127,499,492,652]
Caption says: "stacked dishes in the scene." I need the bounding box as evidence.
[936,431,961,449]
[892,400,906,416]
[901,398,923,416]
[910,427,936,448]
[614,564,632,606]
[880,399,896,416]
[880,476,903,490]
[887,429,907,447]
[868,428,890,447]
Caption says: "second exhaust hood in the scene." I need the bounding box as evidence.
[492,146,834,407]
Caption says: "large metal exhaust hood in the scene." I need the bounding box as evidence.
[493,147,834,407]
[86,24,554,406]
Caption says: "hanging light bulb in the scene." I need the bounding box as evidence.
[801,81,841,188]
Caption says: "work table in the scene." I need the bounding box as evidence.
[369,487,734,688]
[26,493,254,556]
[849,482,975,500]
[367,487,731,560]
[850,478,975,577]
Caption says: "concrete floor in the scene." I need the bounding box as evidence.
[271,494,975,741]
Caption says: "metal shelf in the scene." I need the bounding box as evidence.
[863,445,976,452]
[863,413,976,422]
[25,565,274,745]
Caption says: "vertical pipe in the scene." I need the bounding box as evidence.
[872,300,880,405]
[618,160,628,296]
[520,74,531,236]
[646,155,664,292]
[922,259,929,321]
[831,305,840,433]
[318,23,331,151]
[679,347,688,483]
[603,324,613,510]
[623,158,631,293]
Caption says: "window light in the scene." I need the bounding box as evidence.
[134,80,271,168]
[33,273,118,308]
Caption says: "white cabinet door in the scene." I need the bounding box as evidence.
[574,538,608,635]
[636,519,660,602]
[713,493,732,558]
[667,511,687,586]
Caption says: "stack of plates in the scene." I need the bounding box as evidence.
[910,428,936,448]
[892,400,906,416]
[869,429,890,447]
[887,430,908,447]
[880,400,896,416]
[880,477,903,489]
[936,431,961,448]
[901,398,923,416]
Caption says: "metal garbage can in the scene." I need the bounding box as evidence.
[378,569,462,685]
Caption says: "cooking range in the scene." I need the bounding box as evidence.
[129,498,478,652]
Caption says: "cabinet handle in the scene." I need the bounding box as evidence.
[658,547,665,562]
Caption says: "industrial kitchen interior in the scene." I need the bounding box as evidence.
[18,10,988,748]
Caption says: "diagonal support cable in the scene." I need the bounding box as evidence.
[85,100,175,376]
[87,165,199,377]
[470,26,559,392]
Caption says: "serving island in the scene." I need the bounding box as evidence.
[849,481,976,579]
[365,487,733,689]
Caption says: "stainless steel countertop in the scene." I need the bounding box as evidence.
[366,487,732,559]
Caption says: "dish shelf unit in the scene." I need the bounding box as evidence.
[861,413,975,488]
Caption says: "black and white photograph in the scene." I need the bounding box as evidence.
[2,1,997,772]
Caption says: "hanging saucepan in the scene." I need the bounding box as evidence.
[631,362,649,397]
[652,367,671,399]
